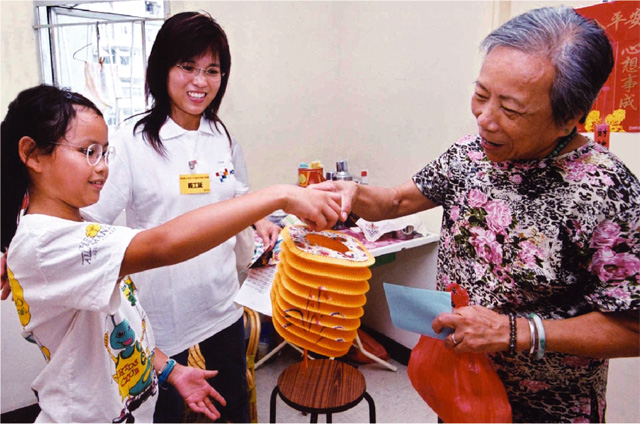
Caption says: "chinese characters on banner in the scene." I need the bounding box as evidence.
[577,1,640,134]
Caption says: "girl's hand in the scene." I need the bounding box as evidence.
[253,218,280,251]
[282,185,342,231]
[308,181,358,222]
[169,365,227,421]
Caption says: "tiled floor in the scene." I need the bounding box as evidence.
[254,345,437,423]
[255,344,640,424]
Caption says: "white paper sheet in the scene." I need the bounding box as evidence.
[234,265,276,316]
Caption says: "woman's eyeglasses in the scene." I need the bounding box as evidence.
[53,143,115,167]
[175,63,225,81]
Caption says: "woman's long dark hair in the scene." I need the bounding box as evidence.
[134,11,232,156]
[1,84,103,249]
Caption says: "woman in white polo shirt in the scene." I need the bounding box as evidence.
[81,11,280,422]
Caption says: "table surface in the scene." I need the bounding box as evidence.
[339,228,440,257]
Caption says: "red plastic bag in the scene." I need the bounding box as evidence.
[408,335,512,422]
[407,283,512,422]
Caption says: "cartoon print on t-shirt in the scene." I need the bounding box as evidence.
[7,266,30,326]
[121,277,137,306]
[6,267,52,361]
[104,313,156,423]
[80,223,117,265]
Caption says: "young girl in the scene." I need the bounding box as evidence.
[79,11,281,422]
[0,84,340,422]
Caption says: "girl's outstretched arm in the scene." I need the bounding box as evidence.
[120,184,341,277]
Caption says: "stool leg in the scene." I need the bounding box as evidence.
[269,387,280,423]
[327,413,332,423]
[310,413,318,423]
[364,391,376,423]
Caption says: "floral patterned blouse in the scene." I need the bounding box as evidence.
[413,135,640,423]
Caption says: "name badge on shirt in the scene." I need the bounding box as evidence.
[180,173,211,194]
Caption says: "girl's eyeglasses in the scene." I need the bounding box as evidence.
[52,143,115,166]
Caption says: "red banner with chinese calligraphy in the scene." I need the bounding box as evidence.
[577,1,640,133]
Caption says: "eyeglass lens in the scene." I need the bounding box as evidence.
[176,63,223,79]
[86,143,115,166]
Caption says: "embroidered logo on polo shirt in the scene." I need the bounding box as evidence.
[215,168,234,183]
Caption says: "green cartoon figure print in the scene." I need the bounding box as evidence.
[104,279,157,423]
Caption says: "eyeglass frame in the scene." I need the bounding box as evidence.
[52,142,116,167]
[174,63,226,80]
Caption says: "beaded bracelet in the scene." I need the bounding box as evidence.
[508,312,517,356]
[157,358,176,387]
[528,313,546,361]
[527,316,537,356]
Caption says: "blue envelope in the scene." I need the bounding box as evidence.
[383,282,453,340]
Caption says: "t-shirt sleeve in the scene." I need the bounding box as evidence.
[35,221,141,314]
[583,184,640,312]
[411,145,460,207]
[231,137,250,196]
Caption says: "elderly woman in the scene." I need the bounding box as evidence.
[316,6,639,422]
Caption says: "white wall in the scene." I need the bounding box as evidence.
[0,0,47,413]
[1,0,638,420]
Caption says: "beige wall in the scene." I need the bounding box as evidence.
[171,1,489,200]
[1,0,638,419]
[0,1,40,114]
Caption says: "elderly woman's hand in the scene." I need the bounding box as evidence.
[432,305,511,353]
[307,180,358,223]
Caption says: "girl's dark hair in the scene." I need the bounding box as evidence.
[134,11,232,155]
[1,84,103,249]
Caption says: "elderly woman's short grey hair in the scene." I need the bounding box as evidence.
[480,6,613,126]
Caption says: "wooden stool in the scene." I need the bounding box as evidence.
[269,359,375,423]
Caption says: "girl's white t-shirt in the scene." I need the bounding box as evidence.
[82,116,247,355]
[6,214,157,423]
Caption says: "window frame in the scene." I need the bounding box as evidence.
[34,1,167,127]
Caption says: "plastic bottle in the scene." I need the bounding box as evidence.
[360,169,369,185]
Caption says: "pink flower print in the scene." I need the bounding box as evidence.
[590,220,621,249]
[485,200,512,233]
[562,356,591,367]
[493,264,515,287]
[469,227,503,265]
[510,174,523,184]
[601,173,614,186]
[450,206,460,222]
[473,262,485,279]
[518,240,543,268]
[569,219,585,244]
[589,249,640,282]
[468,150,483,161]
[566,162,589,182]
[570,398,592,419]
[606,286,630,300]
[458,134,476,145]
[467,189,488,208]
[520,379,550,392]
